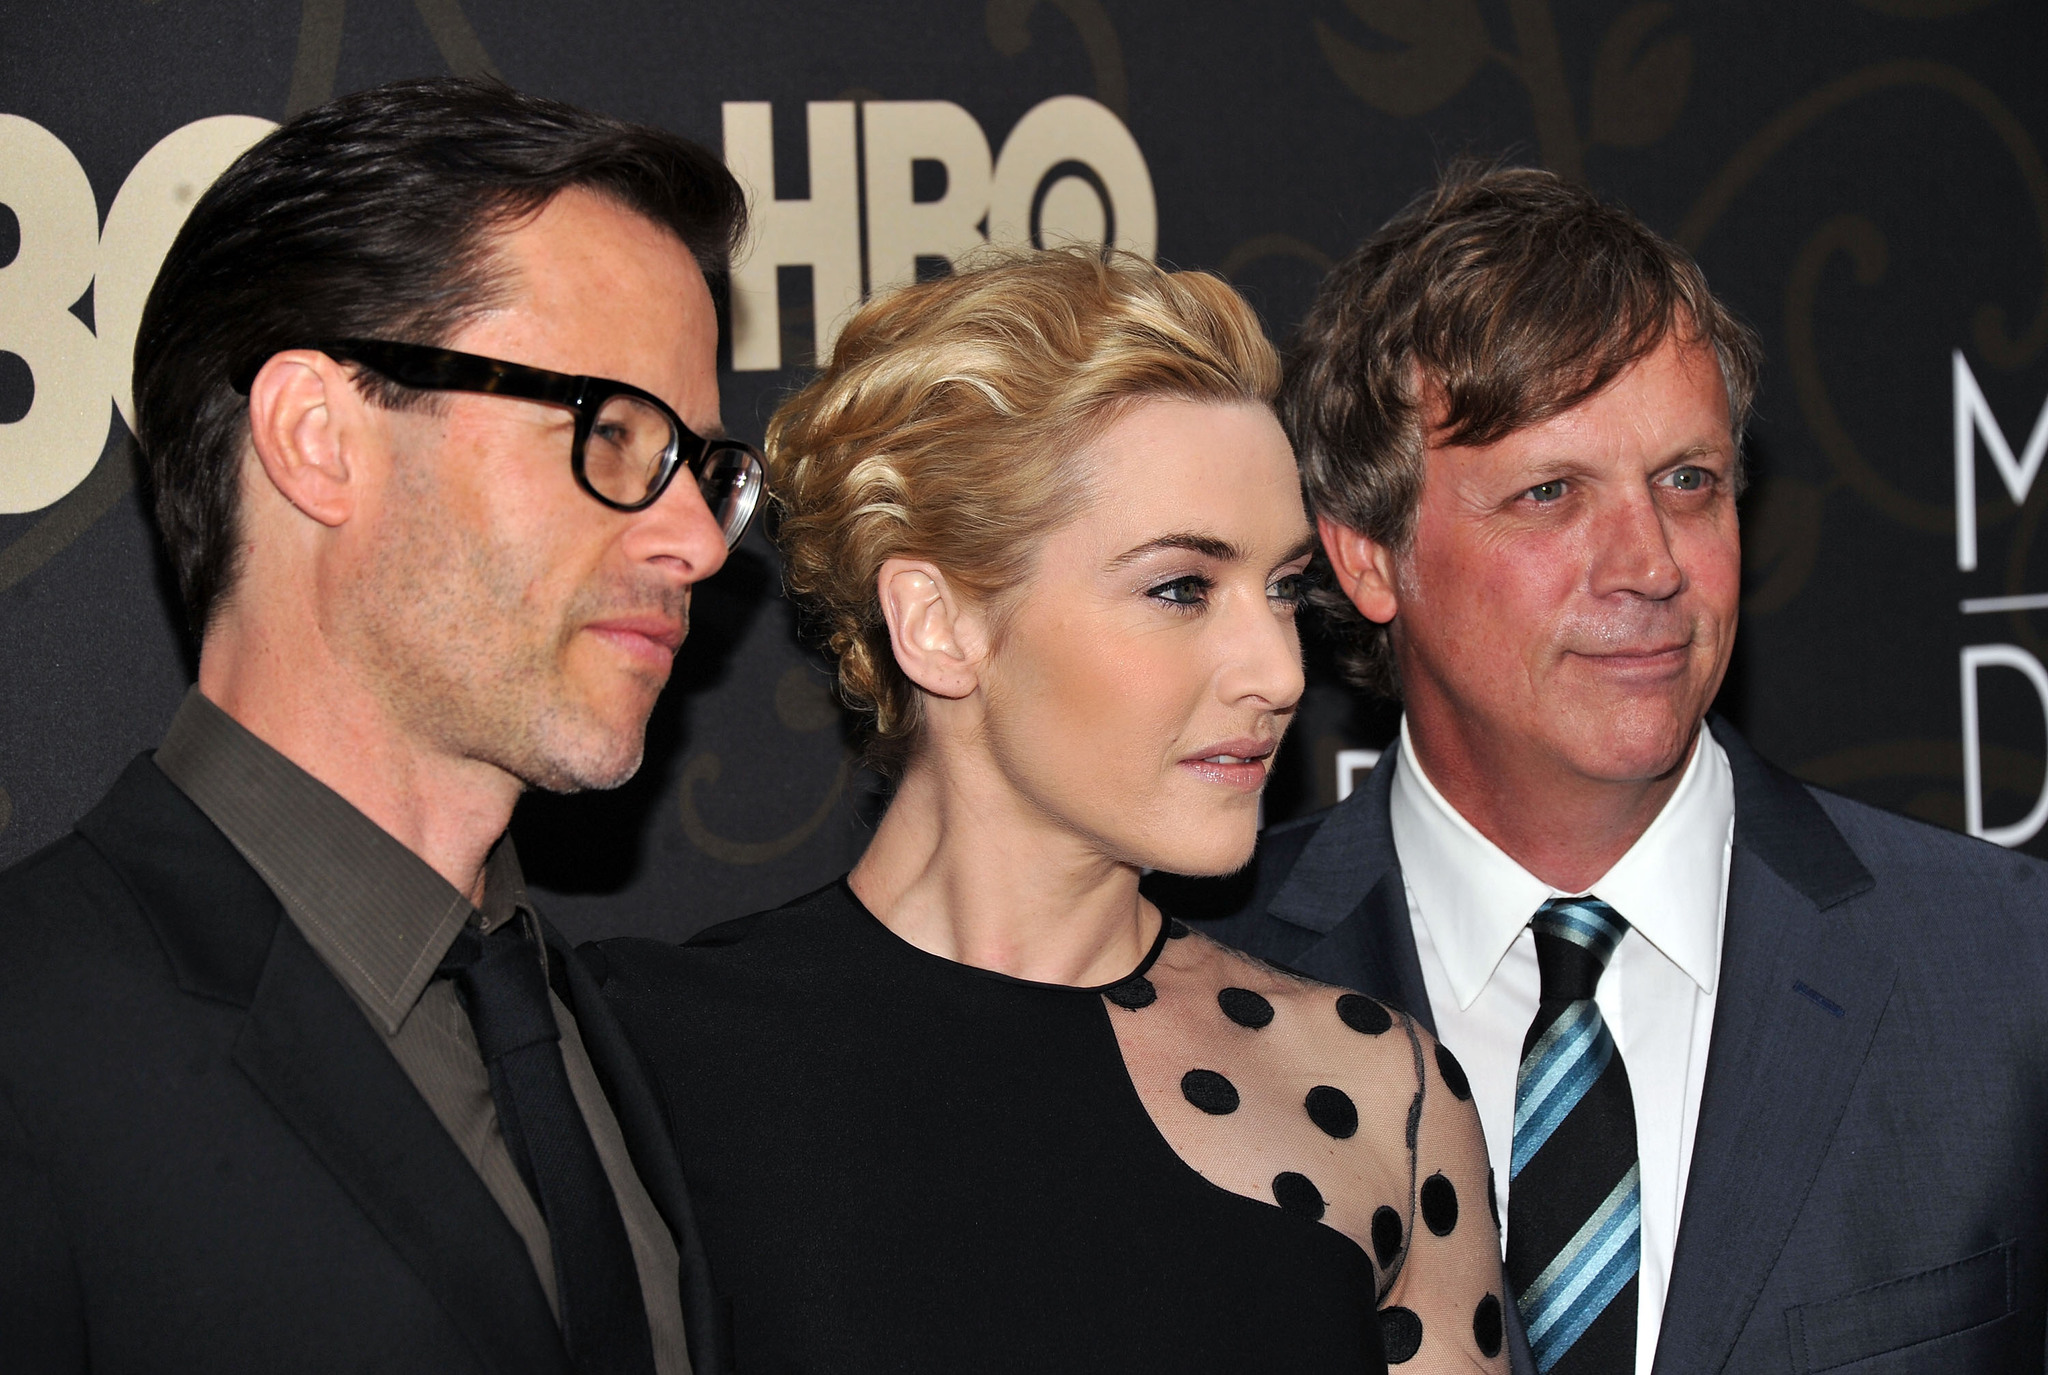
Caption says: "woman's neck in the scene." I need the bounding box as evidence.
[849,753,1159,987]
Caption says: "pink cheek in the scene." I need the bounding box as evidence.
[1698,538,1744,589]
[1111,648,1211,759]
[1431,543,1564,629]
[1017,630,1139,742]
[1674,533,1742,601]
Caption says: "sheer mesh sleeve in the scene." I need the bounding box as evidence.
[1376,1014,1509,1371]
[1106,920,1508,1371]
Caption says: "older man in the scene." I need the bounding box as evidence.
[1166,167,2048,1374]
[0,79,760,1374]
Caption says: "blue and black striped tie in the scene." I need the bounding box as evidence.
[1507,897,1640,1375]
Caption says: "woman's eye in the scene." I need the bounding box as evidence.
[1147,575,1210,608]
[1526,479,1567,503]
[1269,573,1307,604]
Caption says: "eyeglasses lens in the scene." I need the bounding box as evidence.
[698,447,762,547]
[584,393,678,507]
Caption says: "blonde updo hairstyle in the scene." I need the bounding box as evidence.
[769,247,1281,776]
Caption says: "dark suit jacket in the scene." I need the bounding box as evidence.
[1150,717,2048,1374]
[0,755,722,1374]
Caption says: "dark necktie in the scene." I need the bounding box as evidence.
[439,919,657,1375]
[1506,897,1640,1375]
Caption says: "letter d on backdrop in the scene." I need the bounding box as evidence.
[1961,643,2048,846]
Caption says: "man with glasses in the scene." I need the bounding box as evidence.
[0,79,755,1374]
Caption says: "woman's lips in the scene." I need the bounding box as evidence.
[1178,739,1276,793]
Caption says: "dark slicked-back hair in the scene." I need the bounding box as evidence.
[135,76,746,636]
[1283,163,1761,696]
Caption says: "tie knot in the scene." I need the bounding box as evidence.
[437,920,560,1061]
[1531,897,1628,1004]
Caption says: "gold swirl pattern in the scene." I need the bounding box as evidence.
[987,0,1129,118]
[679,666,859,866]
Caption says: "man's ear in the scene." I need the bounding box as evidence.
[877,558,985,701]
[1317,515,1400,625]
[244,350,364,528]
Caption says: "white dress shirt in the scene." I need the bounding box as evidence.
[1387,718,1734,1375]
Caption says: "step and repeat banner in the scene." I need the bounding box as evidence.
[2,0,2045,942]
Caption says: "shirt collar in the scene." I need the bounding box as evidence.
[1388,715,1733,1010]
[154,688,530,1035]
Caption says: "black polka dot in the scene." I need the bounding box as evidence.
[1104,976,1156,1009]
[1420,1173,1458,1236]
[1380,1306,1423,1363]
[1487,1169,1499,1230]
[1304,1085,1359,1139]
[1336,993,1392,1035]
[1473,1294,1503,1358]
[1435,1042,1472,1100]
[1180,1069,1239,1115]
[1371,1206,1403,1266]
[1218,986,1275,1028]
[1272,1171,1325,1221]
[1166,918,1191,939]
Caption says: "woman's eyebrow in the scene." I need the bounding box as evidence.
[1106,532,1242,569]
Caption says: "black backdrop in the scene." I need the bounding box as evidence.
[3,0,2046,945]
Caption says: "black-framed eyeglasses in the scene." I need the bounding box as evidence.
[243,339,765,548]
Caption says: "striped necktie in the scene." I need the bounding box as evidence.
[1506,897,1640,1375]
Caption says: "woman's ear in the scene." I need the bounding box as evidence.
[1317,515,1400,626]
[244,349,362,528]
[877,558,986,700]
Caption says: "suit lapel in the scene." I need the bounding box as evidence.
[1267,749,1438,1033]
[1291,872,1437,1036]
[548,922,728,1375]
[81,757,569,1375]
[1651,722,1892,1375]
[237,923,571,1375]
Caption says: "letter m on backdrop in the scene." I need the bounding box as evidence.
[1956,350,2048,570]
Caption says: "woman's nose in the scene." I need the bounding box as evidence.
[1217,590,1307,711]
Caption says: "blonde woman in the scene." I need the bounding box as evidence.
[592,250,1509,1373]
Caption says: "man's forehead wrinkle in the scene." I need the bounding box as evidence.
[1437,354,1729,471]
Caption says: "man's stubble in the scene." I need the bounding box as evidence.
[341,458,685,795]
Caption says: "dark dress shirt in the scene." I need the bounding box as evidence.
[153,689,689,1374]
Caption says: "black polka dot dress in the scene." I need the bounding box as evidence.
[593,880,1508,1374]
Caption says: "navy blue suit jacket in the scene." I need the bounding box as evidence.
[1149,718,2048,1374]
